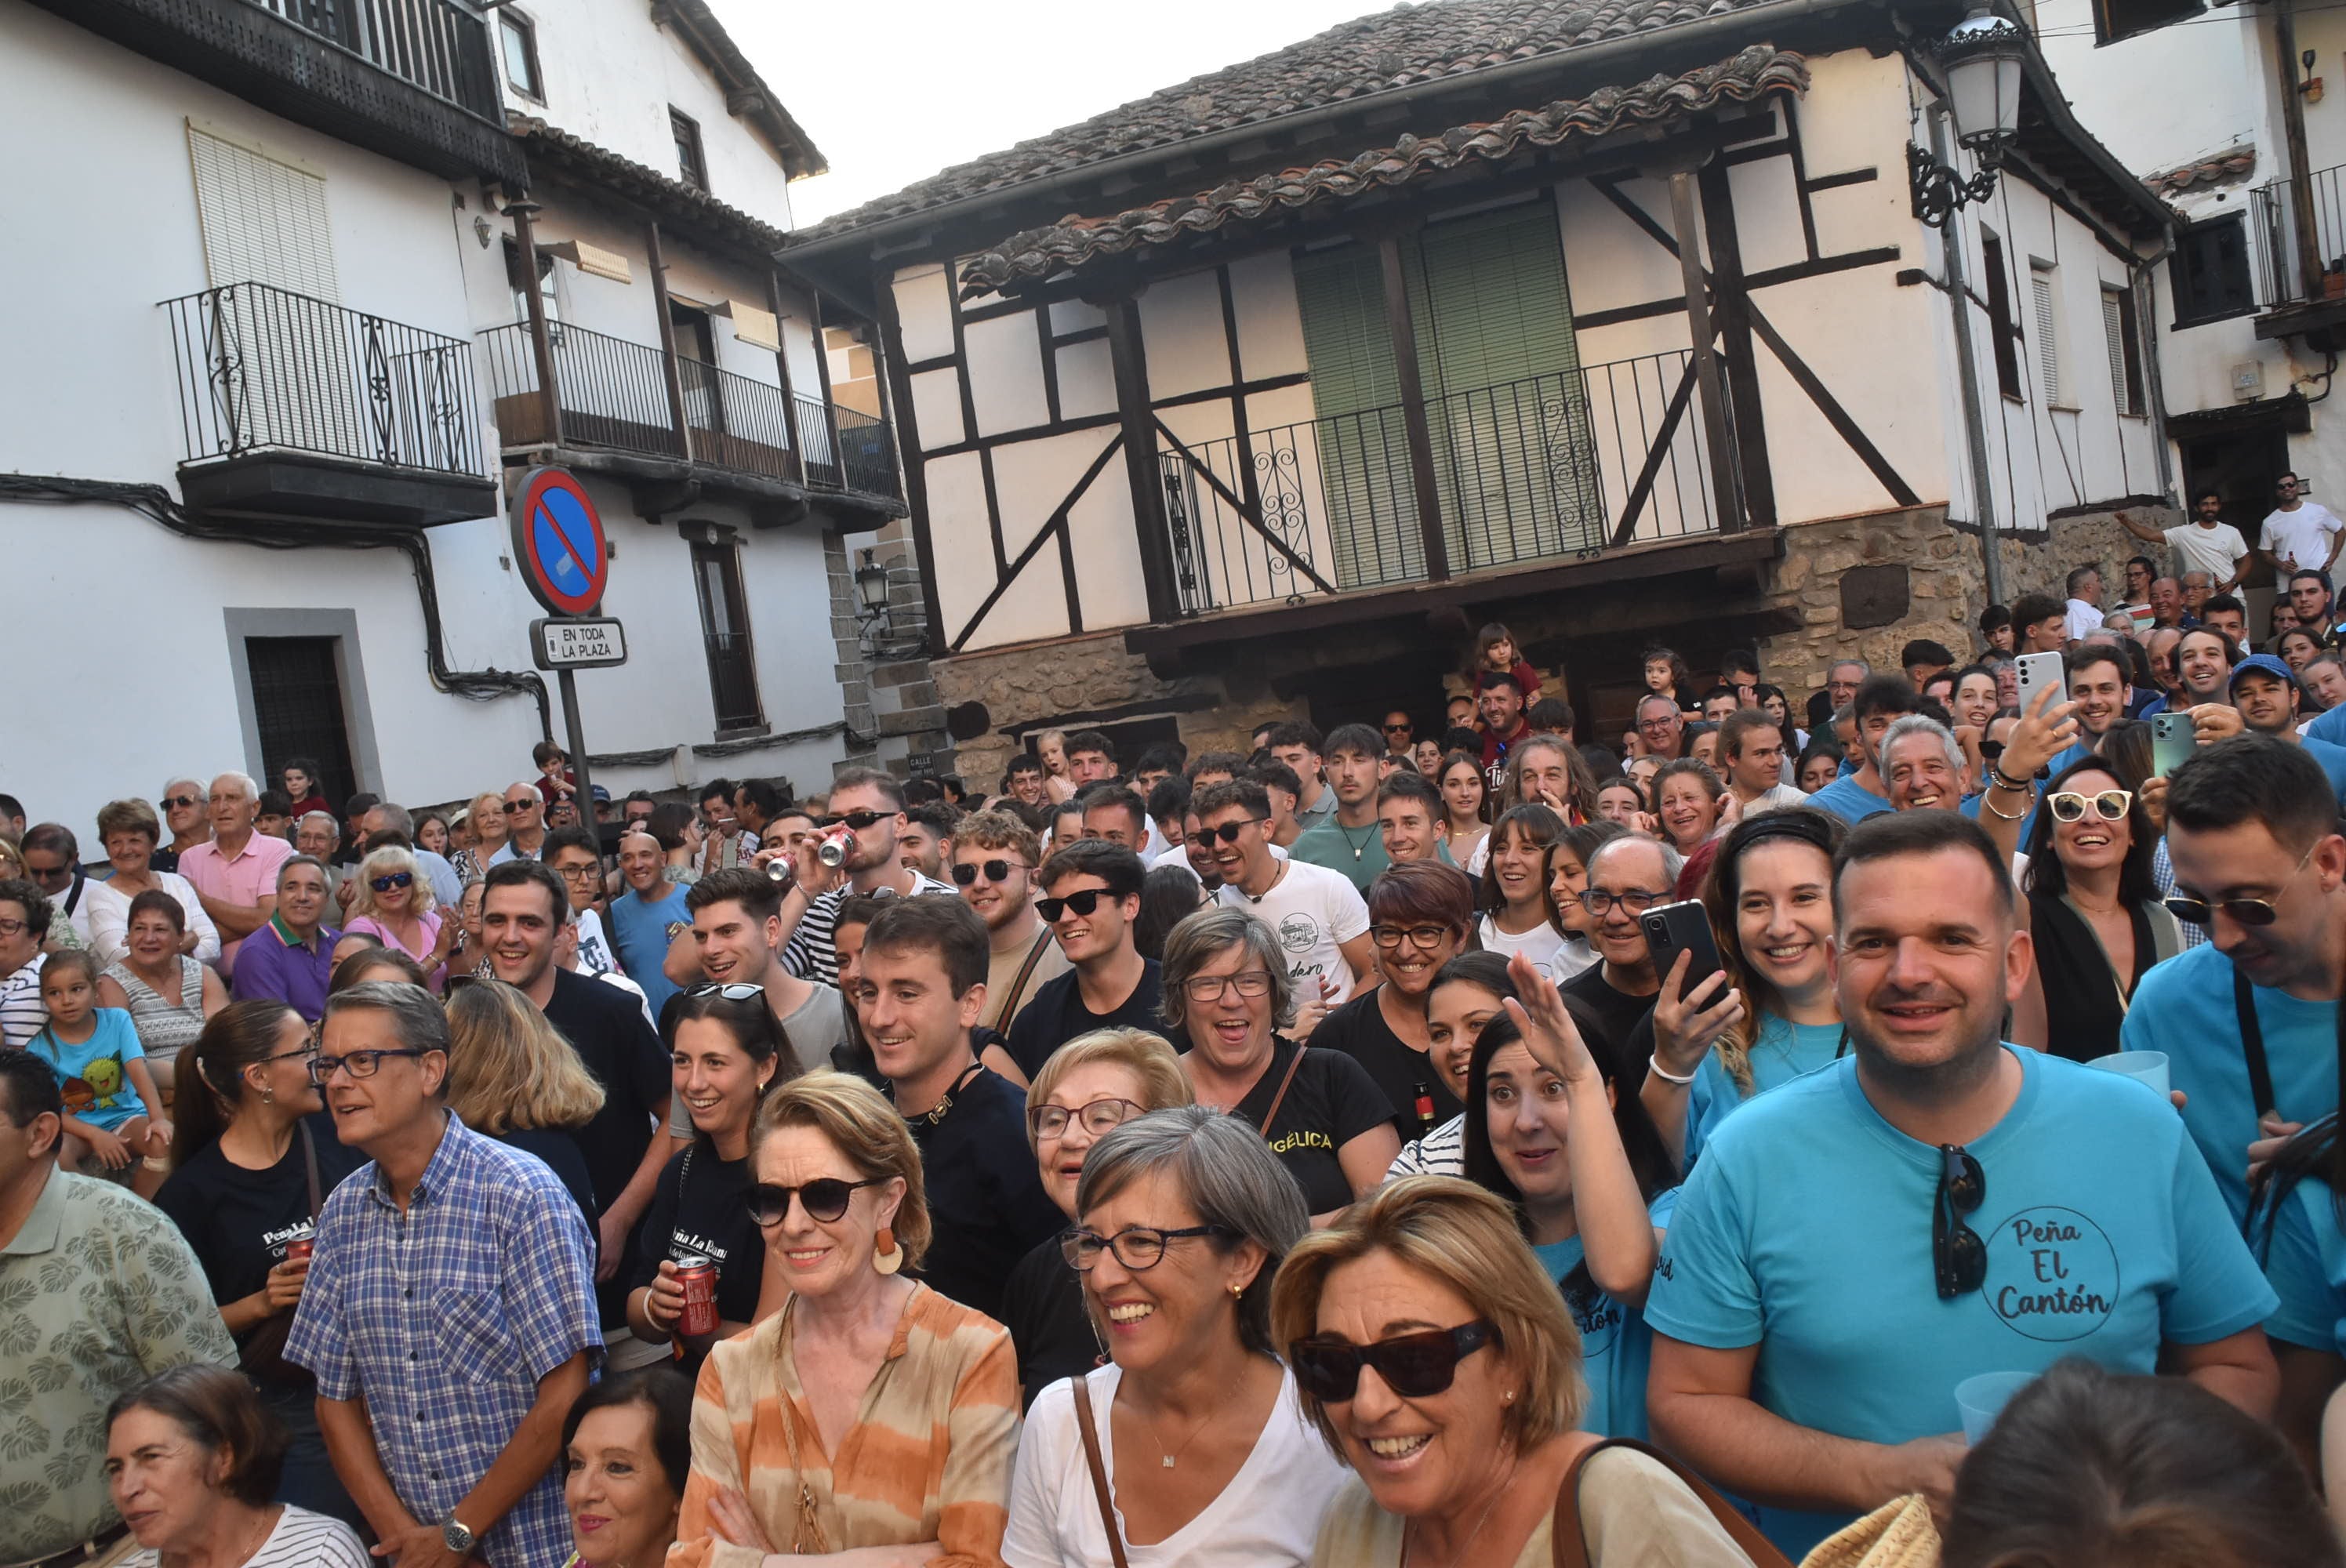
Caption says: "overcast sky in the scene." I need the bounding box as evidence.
[709,0,1375,226]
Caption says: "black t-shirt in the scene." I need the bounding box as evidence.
[630,1142,763,1335]
[152,1116,364,1345]
[540,967,671,1216]
[903,1065,1065,1323]
[1309,991,1454,1142]
[1000,1232,1100,1411]
[1223,1036,1394,1215]
[1560,965,1659,1058]
[495,1126,599,1227]
[1004,961,1168,1080]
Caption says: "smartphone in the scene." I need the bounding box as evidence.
[1640,898,1724,1004]
[2152,710,2195,778]
[2014,651,2066,719]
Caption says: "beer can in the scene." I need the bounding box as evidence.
[816,826,852,868]
[284,1236,314,1264]
[674,1254,718,1337]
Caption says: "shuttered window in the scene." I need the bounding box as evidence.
[187,125,339,300]
[2030,266,2061,406]
[2101,285,2144,416]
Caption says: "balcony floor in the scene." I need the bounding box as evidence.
[180,449,497,528]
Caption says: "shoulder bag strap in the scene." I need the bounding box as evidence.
[299,1119,323,1220]
[1068,1376,1132,1568]
[997,927,1056,1025]
[1550,1438,1791,1568]
[1257,1044,1309,1137]
[2235,971,2277,1118]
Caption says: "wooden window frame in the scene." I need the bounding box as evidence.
[498,9,543,102]
[671,108,709,192]
[1980,229,2022,402]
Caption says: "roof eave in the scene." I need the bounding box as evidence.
[655,0,829,180]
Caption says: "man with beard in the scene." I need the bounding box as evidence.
[775,769,953,987]
[1197,779,1372,1004]
[2176,626,2242,711]
[2226,655,2346,803]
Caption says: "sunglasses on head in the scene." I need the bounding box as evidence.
[369,872,414,892]
[1934,1143,1987,1299]
[816,810,892,832]
[1200,818,1266,845]
[2047,789,2131,823]
[1290,1320,1501,1403]
[745,1177,881,1227]
[1036,887,1110,921]
[687,982,765,1001]
[950,858,1025,886]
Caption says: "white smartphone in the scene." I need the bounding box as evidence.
[2015,651,2066,719]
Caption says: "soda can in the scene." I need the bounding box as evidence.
[674,1254,718,1337]
[284,1236,314,1264]
[816,826,852,868]
[764,856,793,883]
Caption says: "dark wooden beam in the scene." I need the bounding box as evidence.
[506,198,563,445]
[1698,160,1775,530]
[1153,416,1338,596]
[808,291,847,485]
[1609,355,1699,546]
[1378,234,1450,583]
[948,433,1124,652]
[764,270,806,485]
[643,219,694,457]
[1667,168,1745,534]
[1106,296,1178,622]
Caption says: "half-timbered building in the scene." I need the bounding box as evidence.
[783,0,2177,778]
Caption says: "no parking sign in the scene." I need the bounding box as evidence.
[510,466,610,616]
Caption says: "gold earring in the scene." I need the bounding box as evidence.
[1229,1282,1245,1299]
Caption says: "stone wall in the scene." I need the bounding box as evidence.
[1994,506,2180,611]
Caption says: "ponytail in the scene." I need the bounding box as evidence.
[171,1001,303,1168]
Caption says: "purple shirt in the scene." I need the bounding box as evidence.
[229,914,340,1022]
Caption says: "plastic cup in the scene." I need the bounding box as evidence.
[2086,1051,2170,1098]
[1956,1370,2036,1444]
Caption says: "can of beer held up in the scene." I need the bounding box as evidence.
[674,1254,718,1337]
[285,1236,314,1264]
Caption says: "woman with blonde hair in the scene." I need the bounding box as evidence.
[342,844,454,991]
[671,1070,1019,1566]
[448,791,508,882]
[443,977,604,1222]
[1000,1028,1193,1406]
[1273,1176,1770,1566]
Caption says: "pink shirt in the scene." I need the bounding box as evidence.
[344,911,447,993]
[176,831,294,978]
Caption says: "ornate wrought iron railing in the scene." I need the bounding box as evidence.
[162,281,485,477]
[1156,351,1714,615]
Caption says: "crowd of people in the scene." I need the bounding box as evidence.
[8,502,2346,1568]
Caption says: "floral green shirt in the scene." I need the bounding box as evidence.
[0,1169,236,1560]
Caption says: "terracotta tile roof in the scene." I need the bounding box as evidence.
[957,45,1806,296]
[509,114,790,256]
[794,0,1788,242]
[2142,143,2256,198]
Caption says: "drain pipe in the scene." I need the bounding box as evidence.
[1930,104,2005,608]
[2130,233,2177,502]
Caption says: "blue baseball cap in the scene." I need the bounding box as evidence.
[2228,652,2296,690]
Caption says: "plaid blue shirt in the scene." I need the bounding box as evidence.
[285,1114,602,1568]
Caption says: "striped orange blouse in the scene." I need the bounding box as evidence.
[669,1283,1020,1568]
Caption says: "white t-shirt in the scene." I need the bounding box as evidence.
[123,1506,369,1568]
[1475,914,1572,983]
[1738,783,1811,813]
[2261,502,2344,573]
[1004,1364,1348,1568]
[1215,860,1369,1004]
[2163,521,2250,585]
[2064,597,2104,641]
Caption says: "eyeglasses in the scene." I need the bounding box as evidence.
[1290,1321,1502,1403]
[686,982,765,1001]
[1578,887,1669,917]
[308,1048,426,1084]
[744,1177,881,1227]
[1199,819,1266,845]
[1182,971,1273,1003]
[369,872,415,892]
[162,795,202,811]
[1636,716,1680,733]
[1060,1223,1235,1272]
[2164,843,2319,928]
[501,800,537,815]
[554,865,601,884]
[815,810,892,832]
[1934,1143,1987,1299]
[2047,789,2131,823]
[1371,924,1454,951]
[0,918,25,938]
[950,858,1026,887]
[1029,1097,1146,1141]
[1037,888,1111,922]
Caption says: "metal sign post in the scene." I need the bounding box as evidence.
[510,467,622,818]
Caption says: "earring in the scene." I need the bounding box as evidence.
[1229,1282,1245,1299]
[873,1226,902,1276]
[1503,1390,1517,1405]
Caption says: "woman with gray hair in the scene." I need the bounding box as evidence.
[1003,1107,1349,1567]
[1161,906,1397,1221]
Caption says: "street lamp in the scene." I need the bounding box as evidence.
[855,550,892,617]
[1908,8,2028,229]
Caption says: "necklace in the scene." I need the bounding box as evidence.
[1130,1393,1222,1468]
[1336,820,1378,863]
[1245,858,1291,905]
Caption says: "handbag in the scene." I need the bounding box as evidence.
[1551,1438,1792,1568]
[1069,1374,1131,1568]
[1796,1496,1940,1568]
[238,1120,325,1388]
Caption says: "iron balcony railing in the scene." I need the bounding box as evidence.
[2250,162,2346,310]
[251,0,500,119]
[1156,352,1717,615]
[162,281,485,477]
[477,320,902,500]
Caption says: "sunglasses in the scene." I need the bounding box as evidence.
[950,858,1025,887]
[369,872,414,892]
[2164,843,2319,929]
[1291,1320,1501,1403]
[162,794,202,811]
[2047,789,2132,823]
[1037,888,1112,921]
[1934,1143,1987,1299]
[687,982,765,1001]
[815,810,892,832]
[1199,818,1266,845]
[745,1177,881,1227]
[1382,722,1412,734]
[1977,739,2006,763]
[501,800,537,815]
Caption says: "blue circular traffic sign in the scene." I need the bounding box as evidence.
[510,467,609,616]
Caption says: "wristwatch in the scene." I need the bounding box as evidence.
[443,1517,477,1555]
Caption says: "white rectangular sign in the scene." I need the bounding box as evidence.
[532,617,627,670]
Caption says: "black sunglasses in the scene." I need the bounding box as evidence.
[162,794,202,811]
[1290,1321,1501,1403]
[745,1177,882,1227]
[816,810,892,832]
[1200,818,1266,845]
[2163,844,2318,929]
[1934,1143,1987,1299]
[369,872,414,892]
[687,982,765,1001]
[950,858,1025,886]
[501,800,537,815]
[1036,888,1109,922]
[1977,739,2006,763]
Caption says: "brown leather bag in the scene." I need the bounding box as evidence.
[1069,1375,1131,1568]
[1551,1438,1792,1568]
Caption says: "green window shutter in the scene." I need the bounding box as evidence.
[1293,245,1418,585]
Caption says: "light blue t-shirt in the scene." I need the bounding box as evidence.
[2304,738,2346,804]
[31,1008,147,1131]
[2123,942,2339,1225]
[1532,1187,1679,1442]
[1805,776,1890,825]
[2305,705,2346,749]
[1645,1048,2275,1561]
[2263,1161,2346,1353]
[1684,1015,1844,1169]
[607,884,695,1021]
